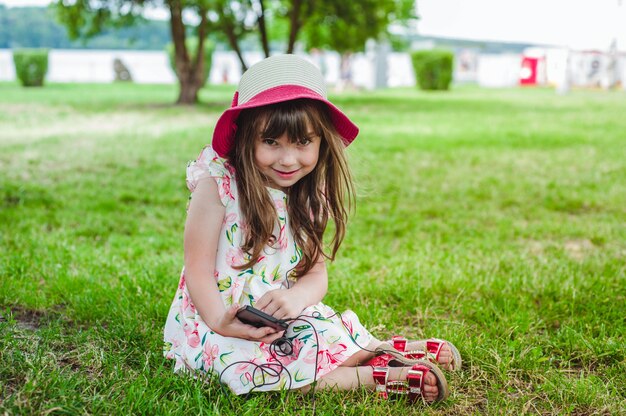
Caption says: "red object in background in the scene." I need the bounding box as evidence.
[520,57,538,85]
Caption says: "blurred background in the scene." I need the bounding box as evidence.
[1,0,625,95]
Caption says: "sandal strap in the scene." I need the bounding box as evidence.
[390,335,440,361]
[385,336,460,371]
[367,353,393,368]
[372,366,389,399]
[407,364,428,402]
[426,339,445,361]
[391,335,407,352]
[404,350,427,360]
[372,362,443,403]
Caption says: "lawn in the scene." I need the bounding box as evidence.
[1,82,625,415]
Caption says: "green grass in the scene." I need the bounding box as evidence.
[1,81,625,415]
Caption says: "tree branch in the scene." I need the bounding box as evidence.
[218,2,248,72]
[286,0,302,54]
[256,0,270,57]
[193,7,208,84]
[167,0,189,76]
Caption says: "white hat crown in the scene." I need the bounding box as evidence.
[237,55,327,105]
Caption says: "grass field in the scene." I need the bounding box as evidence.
[1,81,625,415]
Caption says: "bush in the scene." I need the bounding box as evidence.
[12,49,49,87]
[411,49,454,91]
[166,37,215,86]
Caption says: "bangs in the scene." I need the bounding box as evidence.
[257,99,327,141]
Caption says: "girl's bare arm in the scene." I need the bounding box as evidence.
[184,178,282,342]
[183,177,227,327]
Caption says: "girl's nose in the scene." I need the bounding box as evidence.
[279,148,297,167]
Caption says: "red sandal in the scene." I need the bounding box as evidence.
[368,336,462,371]
[372,360,449,403]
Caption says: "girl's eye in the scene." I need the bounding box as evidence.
[262,138,278,146]
[297,138,312,146]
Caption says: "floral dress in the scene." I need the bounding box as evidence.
[163,146,373,395]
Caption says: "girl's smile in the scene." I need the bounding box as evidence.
[272,168,300,178]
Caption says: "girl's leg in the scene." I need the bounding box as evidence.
[336,338,386,367]
[314,365,441,402]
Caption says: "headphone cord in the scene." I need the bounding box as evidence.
[218,310,378,413]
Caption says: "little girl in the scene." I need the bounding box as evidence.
[163,55,460,404]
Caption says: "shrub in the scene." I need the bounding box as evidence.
[411,49,454,91]
[166,37,215,86]
[12,49,49,87]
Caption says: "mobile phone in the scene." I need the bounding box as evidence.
[236,305,289,331]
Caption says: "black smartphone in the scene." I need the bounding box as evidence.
[236,305,289,331]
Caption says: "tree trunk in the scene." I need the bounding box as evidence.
[257,0,270,57]
[177,78,202,104]
[168,0,203,105]
[286,0,303,54]
[194,10,208,88]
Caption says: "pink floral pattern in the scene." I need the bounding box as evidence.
[225,247,245,268]
[202,340,219,368]
[305,341,348,373]
[163,146,373,394]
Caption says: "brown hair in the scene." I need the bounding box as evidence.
[227,99,354,277]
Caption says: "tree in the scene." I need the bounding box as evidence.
[302,0,416,54]
[200,0,300,72]
[299,0,415,85]
[54,0,212,104]
[208,0,256,72]
[53,0,417,104]
[210,0,416,71]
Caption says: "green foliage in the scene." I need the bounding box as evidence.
[388,33,411,52]
[12,49,49,87]
[53,0,142,40]
[302,0,417,53]
[166,38,216,86]
[411,49,454,90]
[0,6,170,50]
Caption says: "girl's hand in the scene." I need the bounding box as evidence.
[255,289,306,320]
[213,304,284,344]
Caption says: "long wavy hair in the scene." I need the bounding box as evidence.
[227,98,355,277]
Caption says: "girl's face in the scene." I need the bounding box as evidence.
[254,129,321,190]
